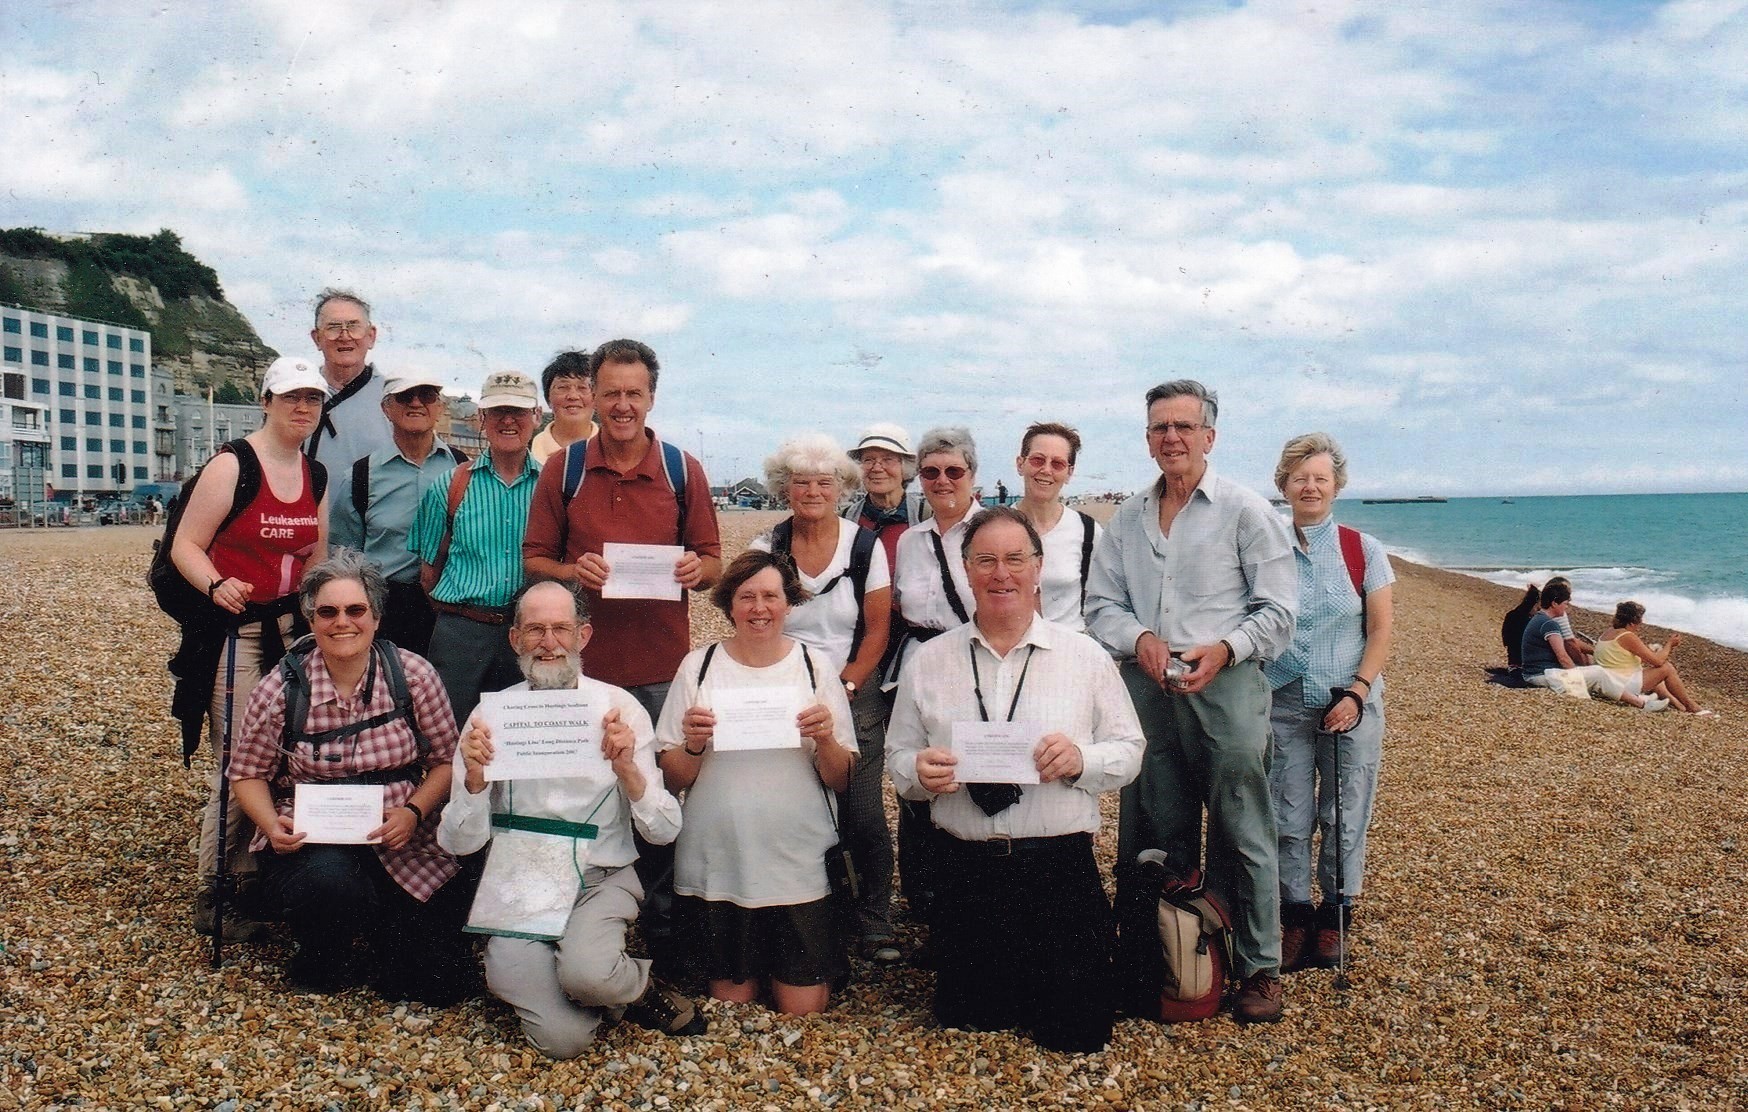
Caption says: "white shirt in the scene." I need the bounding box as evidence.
[894,515,975,632]
[749,517,891,673]
[886,615,1144,841]
[1036,508,1102,631]
[656,641,856,908]
[437,676,680,869]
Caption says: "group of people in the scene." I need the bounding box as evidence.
[164,287,1401,1057]
[1503,579,1705,713]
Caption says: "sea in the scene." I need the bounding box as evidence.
[1327,493,1748,651]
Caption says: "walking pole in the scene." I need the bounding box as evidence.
[1322,686,1361,993]
[211,628,239,970]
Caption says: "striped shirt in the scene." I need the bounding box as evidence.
[1264,517,1394,707]
[408,453,541,608]
[229,646,461,901]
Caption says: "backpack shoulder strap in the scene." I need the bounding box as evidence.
[845,525,879,662]
[928,528,971,625]
[560,437,591,507]
[431,463,474,580]
[770,517,794,558]
[1077,509,1096,608]
[373,641,430,757]
[221,439,263,537]
[658,438,690,542]
[696,642,719,686]
[277,636,316,778]
[799,643,817,689]
[1337,524,1368,623]
[351,456,370,528]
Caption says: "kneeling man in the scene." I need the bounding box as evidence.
[887,507,1144,1053]
[438,580,705,1058]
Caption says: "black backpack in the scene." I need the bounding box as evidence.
[276,634,430,773]
[769,518,880,661]
[147,442,330,627]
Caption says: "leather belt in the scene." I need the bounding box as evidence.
[944,831,1092,859]
[431,599,508,625]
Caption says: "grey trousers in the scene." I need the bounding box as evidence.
[483,863,649,1060]
[1268,678,1384,906]
[426,611,522,726]
[1117,659,1281,977]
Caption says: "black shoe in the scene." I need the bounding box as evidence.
[624,979,706,1036]
[862,938,903,965]
[286,948,362,995]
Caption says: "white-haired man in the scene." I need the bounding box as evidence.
[438,580,704,1057]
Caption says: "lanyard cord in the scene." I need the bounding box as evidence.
[969,642,1037,723]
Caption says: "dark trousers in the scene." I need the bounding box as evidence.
[261,844,471,999]
[932,832,1116,1053]
[427,610,522,726]
[380,579,438,658]
[841,683,896,942]
[624,681,682,979]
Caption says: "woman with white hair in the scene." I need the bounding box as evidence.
[1264,432,1394,974]
[749,433,898,962]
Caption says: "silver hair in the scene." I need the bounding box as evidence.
[1145,380,1218,427]
[763,433,862,507]
[313,287,372,329]
[512,579,591,625]
[1274,431,1349,495]
[916,425,978,475]
[298,547,388,623]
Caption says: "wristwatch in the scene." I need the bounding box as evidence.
[842,679,858,697]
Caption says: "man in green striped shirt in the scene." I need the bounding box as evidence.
[410,370,544,723]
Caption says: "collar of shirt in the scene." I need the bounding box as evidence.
[968,613,1057,660]
[388,435,455,469]
[585,428,669,480]
[468,449,540,485]
[301,648,371,710]
[1298,514,1337,552]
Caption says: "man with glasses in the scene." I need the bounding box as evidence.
[330,370,467,656]
[307,288,394,514]
[410,370,544,724]
[438,580,705,1056]
[1084,379,1297,1024]
[887,506,1143,1052]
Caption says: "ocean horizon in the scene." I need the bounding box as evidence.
[1327,492,1748,651]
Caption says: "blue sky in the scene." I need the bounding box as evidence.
[4,0,1744,497]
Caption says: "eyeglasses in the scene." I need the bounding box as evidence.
[517,622,579,640]
[919,465,969,481]
[1148,421,1206,439]
[314,603,372,621]
[970,552,1040,573]
[1024,454,1070,473]
[318,320,370,339]
[390,386,442,405]
[278,391,325,409]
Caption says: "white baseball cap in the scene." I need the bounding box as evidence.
[381,369,447,396]
[260,356,330,400]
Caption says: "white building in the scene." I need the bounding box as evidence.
[1,304,157,502]
[173,395,264,477]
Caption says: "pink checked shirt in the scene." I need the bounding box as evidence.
[229,646,461,901]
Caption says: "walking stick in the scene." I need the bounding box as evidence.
[211,628,239,969]
[1322,686,1365,993]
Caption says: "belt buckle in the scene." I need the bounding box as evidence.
[986,834,1013,858]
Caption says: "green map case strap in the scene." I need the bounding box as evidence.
[490,813,599,840]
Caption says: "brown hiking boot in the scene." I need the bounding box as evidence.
[1232,972,1284,1024]
[194,884,265,943]
[1280,902,1315,974]
[624,978,706,1036]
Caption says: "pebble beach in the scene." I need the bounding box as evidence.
[3,513,1745,1110]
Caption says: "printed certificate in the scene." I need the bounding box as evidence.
[601,543,684,600]
[292,783,384,844]
[476,688,608,782]
[951,720,1041,784]
[711,686,804,751]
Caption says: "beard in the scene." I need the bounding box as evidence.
[520,649,581,690]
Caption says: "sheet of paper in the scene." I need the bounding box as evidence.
[951,720,1042,784]
[711,685,804,751]
[293,783,384,844]
[476,688,609,782]
[601,542,684,601]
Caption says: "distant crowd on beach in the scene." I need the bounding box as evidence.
[156,284,1416,1059]
[1501,578,1707,714]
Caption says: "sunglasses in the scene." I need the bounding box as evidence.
[391,386,442,405]
[919,465,969,481]
[314,603,372,621]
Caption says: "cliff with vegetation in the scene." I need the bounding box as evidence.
[0,228,276,396]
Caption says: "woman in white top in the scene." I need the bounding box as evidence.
[657,551,856,1015]
[1012,422,1101,632]
[749,434,899,960]
[893,426,979,637]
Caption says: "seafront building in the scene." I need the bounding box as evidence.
[1,303,162,517]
